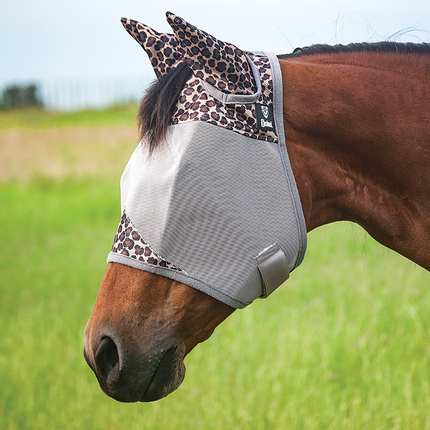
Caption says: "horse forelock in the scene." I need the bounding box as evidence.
[137,62,193,153]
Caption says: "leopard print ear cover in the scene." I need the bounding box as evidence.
[121,17,182,79]
[121,13,258,97]
[121,12,276,143]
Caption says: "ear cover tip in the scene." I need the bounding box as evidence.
[120,17,133,30]
[165,11,178,24]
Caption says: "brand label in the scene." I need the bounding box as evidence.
[256,103,275,132]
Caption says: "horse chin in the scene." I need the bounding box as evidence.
[139,355,186,402]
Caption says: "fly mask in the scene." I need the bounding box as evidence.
[108,12,307,308]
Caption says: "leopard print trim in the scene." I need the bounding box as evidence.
[111,210,184,272]
[121,18,182,79]
[166,12,257,96]
[171,54,277,142]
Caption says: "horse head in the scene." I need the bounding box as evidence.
[84,10,430,404]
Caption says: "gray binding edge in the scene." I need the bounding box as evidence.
[265,51,307,269]
[107,252,250,309]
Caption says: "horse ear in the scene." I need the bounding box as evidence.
[166,12,257,95]
[121,18,182,79]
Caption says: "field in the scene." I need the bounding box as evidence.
[1,106,430,429]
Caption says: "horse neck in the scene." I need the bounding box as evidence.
[279,53,430,269]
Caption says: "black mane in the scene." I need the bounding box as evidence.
[278,41,430,59]
[138,41,430,152]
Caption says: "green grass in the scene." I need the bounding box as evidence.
[1,177,430,429]
[0,103,139,130]
[1,105,430,429]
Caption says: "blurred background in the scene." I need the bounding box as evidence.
[2,0,430,110]
[2,1,430,429]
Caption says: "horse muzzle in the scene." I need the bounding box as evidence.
[84,330,186,402]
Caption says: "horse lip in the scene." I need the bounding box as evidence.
[140,345,181,402]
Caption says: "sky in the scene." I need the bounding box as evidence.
[1,0,430,108]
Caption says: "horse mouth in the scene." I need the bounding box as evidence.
[140,345,186,402]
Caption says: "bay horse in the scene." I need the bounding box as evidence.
[84,12,430,402]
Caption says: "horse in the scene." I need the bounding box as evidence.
[84,12,430,402]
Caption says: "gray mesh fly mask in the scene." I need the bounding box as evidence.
[107,12,307,308]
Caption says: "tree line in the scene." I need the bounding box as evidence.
[0,84,44,109]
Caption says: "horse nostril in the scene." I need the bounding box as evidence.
[94,337,120,379]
